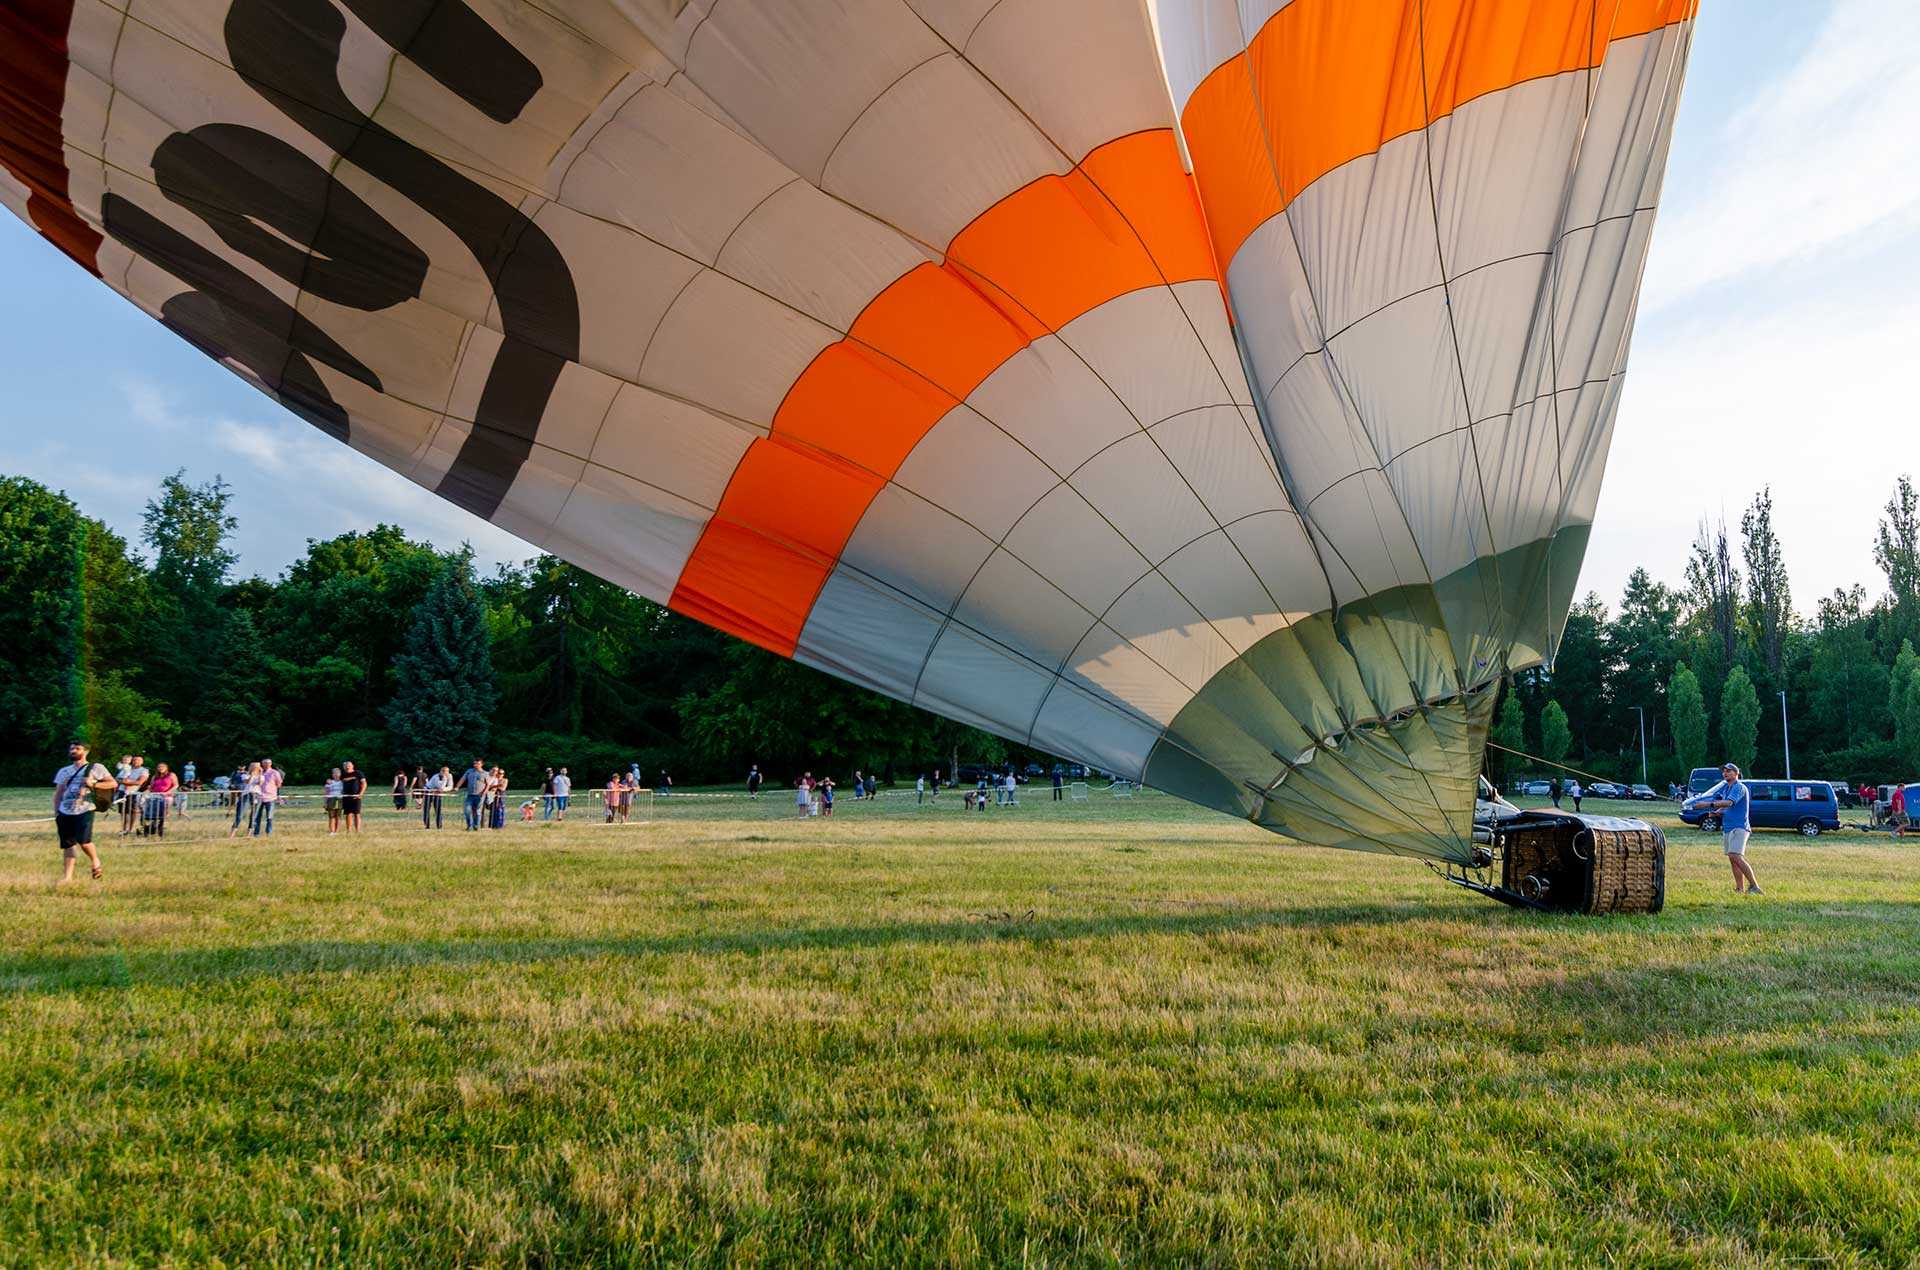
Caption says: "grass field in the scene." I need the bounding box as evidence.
[3,784,1917,1265]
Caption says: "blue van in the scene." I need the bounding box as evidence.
[1681,779,1841,836]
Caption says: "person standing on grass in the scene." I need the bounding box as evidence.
[391,769,409,812]
[916,773,926,804]
[264,759,290,834]
[605,771,623,823]
[119,754,149,835]
[146,763,178,837]
[457,758,487,830]
[422,766,448,829]
[1549,776,1563,809]
[340,761,366,833]
[1890,783,1907,838]
[553,767,571,820]
[540,768,556,820]
[324,767,345,834]
[229,761,259,838]
[747,764,762,798]
[821,777,835,816]
[1052,769,1064,801]
[53,741,115,882]
[1697,761,1762,895]
[183,759,196,789]
[1567,778,1582,813]
[491,766,510,829]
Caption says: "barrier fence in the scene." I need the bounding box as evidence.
[3,778,1152,832]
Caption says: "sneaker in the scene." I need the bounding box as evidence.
[1746,886,1764,896]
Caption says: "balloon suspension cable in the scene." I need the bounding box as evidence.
[1483,741,1630,790]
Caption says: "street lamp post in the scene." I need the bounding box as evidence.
[1631,705,1648,786]
[1780,690,1791,780]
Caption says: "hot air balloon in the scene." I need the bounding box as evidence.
[2,0,1693,908]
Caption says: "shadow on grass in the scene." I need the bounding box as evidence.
[5,899,1467,993]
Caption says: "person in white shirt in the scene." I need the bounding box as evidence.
[53,741,115,882]
[551,768,572,821]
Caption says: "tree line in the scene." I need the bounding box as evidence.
[1488,480,1920,791]
[7,470,1920,792]
[0,472,1018,785]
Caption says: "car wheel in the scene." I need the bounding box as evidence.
[1701,814,1720,832]
[1798,819,1821,837]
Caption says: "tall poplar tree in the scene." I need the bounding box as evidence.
[1719,665,1760,772]
[1668,665,1708,776]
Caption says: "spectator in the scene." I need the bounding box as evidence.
[339,760,365,833]
[52,741,114,882]
[864,772,876,800]
[145,762,177,836]
[1052,769,1064,801]
[391,769,409,812]
[796,774,813,817]
[119,753,149,836]
[852,770,864,801]
[422,766,449,829]
[182,759,197,789]
[1004,771,1018,806]
[747,764,762,799]
[325,767,345,835]
[489,766,509,829]
[821,777,835,816]
[540,768,556,820]
[228,761,260,838]
[258,758,285,835]
[1567,779,1583,814]
[916,773,926,804]
[247,763,272,838]
[1892,784,1907,839]
[605,771,624,824]
[658,769,673,798]
[1549,777,1563,809]
[552,767,572,821]
[458,758,488,830]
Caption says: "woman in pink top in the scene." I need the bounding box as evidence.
[147,763,178,836]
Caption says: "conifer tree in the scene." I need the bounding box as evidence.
[191,609,275,766]
[1540,701,1573,768]
[386,555,495,768]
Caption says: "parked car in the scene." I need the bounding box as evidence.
[1825,780,1861,808]
[1629,784,1660,800]
[1680,779,1841,836]
[1587,781,1628,798]
[1517,779,1553,796]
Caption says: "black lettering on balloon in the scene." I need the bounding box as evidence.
[103,193,379,441]
[225,0,580,520]
[152,124,429,311]
[335,0,542,125]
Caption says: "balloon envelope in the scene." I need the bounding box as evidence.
[0,0,1697,861]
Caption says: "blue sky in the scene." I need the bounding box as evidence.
[2,0,1914,614]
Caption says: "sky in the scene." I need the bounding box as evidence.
[1,0,1916,612]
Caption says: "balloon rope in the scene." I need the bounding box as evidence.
[1484,741,1632,789]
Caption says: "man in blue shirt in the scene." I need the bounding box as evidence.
[1699,761,1763,895]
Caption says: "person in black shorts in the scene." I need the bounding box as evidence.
[52,741,114,883]
[340,760,367,833]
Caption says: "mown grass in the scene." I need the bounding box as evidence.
[1,786,1916,1265]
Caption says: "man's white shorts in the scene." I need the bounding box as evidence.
[1723,828,1750,856]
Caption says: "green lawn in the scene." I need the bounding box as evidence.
[2,786,1916,1265]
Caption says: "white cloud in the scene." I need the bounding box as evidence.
[1644,0,1920,309]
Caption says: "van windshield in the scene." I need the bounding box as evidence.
[1688,769,1720,794]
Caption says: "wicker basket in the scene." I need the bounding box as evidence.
[1500,815,1665,914]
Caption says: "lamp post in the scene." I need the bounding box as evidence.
[1631,705,1648,785]
[1780,690,1791,779]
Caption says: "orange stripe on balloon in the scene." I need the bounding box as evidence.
[1181,0,1697,270]
[670,128,1217,655]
